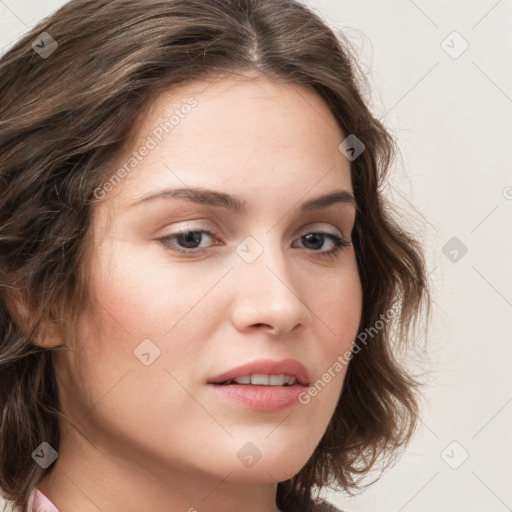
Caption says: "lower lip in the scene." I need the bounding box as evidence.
[208,383,306,413]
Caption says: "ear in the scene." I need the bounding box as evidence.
[31,317,66,348]
[6,290,65,348]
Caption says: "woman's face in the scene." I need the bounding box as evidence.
[55,75,362,488]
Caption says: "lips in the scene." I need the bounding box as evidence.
[207,358,310,387]
[207,359,311,412]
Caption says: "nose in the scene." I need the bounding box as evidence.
[230,239,313,336]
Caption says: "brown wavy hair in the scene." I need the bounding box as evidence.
[0,0,430,510]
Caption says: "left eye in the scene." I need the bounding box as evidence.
[294,232,349,254]
[157,229,350,257]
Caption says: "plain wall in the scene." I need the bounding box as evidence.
[1,1,510,511]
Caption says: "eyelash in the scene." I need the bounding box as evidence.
[157,229,351,260]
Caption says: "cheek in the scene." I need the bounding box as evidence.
[77,238,229,396]
[56,238,220,453]
[88,237,218,342]
[302,256,362,407]
[310,255,362,352]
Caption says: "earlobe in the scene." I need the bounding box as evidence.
[6,290,65,348]
[31,319,66,348]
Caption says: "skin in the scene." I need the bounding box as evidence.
[37,74,363,512]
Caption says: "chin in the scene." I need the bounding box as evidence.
[206,438,316,484]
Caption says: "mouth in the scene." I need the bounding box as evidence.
[207,359,310,413]
[207,358,310,387]
[215,374,302,386]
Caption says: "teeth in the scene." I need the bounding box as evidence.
[233,375,251,384]
[250,374,269,385]
[269,375,285,385]
[230,374,297,386]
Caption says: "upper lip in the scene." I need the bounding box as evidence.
[207,358,310,386]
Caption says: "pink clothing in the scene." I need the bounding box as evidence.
[26,488,341,511]
[27,489,60,512]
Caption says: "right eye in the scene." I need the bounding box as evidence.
[157,229,219,254]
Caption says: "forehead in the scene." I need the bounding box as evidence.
[100,74,352,212]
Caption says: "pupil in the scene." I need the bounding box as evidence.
[303,233,323,250]
[177,231,202,249]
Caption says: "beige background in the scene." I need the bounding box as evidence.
[1,0,511,511]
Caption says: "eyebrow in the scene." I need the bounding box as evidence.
[130,187,357,213]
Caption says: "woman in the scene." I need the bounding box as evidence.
[0,1,430,511]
